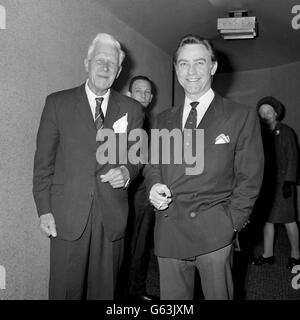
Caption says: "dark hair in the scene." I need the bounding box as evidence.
[129,75,153,93]
[173,34,217,64]
[256,96,285,121]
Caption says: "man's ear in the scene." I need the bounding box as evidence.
[211,61,218,76]
[149,94,153,103]
[174,63,179,77]
[116,66,122,79]
[126,91,132,98]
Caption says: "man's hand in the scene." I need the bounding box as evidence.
[39,213,57,238]
[149,183,172,210]
[100,166,129,189]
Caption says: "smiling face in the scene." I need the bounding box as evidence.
[85,41,122,96]
[130,79,153,108]
[175,43,217,100]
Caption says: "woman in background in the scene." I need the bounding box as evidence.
[252,96,300,270]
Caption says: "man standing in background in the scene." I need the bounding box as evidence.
[125,75,156,300]
[33,33,144,300]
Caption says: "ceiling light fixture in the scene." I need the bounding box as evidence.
[217,10,257,40]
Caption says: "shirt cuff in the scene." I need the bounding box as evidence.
[120,165,130,188]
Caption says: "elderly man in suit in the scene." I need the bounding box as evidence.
[145,34,264,300]
[33,33,144,300]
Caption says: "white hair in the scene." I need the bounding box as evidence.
[86,33,125,66]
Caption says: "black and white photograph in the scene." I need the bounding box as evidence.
[0,0,300,306]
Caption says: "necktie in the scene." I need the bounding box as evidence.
[184,101,199,129]
[95,97,104,130]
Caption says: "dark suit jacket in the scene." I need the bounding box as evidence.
[33,84,144,242]
[145,93,264,259]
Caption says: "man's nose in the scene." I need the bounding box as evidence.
[188,64,197,75]
[102,61,109,71]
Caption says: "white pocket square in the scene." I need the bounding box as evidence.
[215,134,230,144]
[112,113,128,133]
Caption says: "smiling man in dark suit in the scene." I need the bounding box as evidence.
[33,33,144,300]
[145,34,264,300]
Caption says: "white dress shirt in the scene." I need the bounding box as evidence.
[85,80,110,120]
[85,81,130,187]
[182,88,215,130]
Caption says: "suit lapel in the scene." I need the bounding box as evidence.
[197,93,219,129]
[74,86,122,138]
[74,84,96,140]
[168,94,225,187]
[165,105,185,186]
[103,90,120,130]
[98,90,122,171]
[197,93,226,145]
[167,105,183,131]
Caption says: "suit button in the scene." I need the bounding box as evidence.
[190,212,196,218]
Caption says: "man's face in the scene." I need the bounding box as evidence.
[175,44,217,100]
[85,41,122,96]
[130,79,153,108]
[258,104,277,124]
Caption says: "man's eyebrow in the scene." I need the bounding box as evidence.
[177,57,207,63]
[134,86,151,90]
[193,58,206,62]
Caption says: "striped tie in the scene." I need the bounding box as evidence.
[95,97,104,130]
[184,101,199,129]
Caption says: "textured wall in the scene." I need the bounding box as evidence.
[213,61,300,143]
[0,0,171,299]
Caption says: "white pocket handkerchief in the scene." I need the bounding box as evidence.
[215,134,230,144]
[112,113,128,133]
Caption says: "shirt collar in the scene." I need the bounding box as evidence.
[184,88,215,110]
[85,80,110,107]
